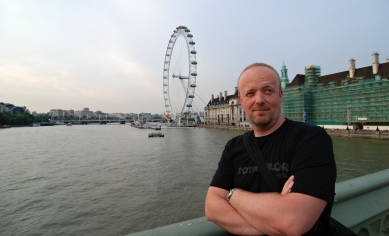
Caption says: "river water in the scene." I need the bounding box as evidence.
[1,125,388,235]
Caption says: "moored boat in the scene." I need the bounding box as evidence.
[40,122,55,126]
[148,132,164,137]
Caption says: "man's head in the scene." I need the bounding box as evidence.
[237,62,281,93]
[237,63,284,136]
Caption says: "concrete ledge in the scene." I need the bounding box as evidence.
[332,169,389,235]
[129,217,223,236]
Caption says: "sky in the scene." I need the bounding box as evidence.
[1,0,388,114]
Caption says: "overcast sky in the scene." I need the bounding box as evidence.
[1,0,388,114]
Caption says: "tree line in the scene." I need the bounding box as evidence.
[0,112,181,126]
[0,112,50,126]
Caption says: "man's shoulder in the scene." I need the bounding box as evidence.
[223,131,253,153]
[227,131,249,145]
[285,119,326,134]
[282,119,331,146]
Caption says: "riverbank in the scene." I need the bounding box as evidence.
[197,124,389,140]
[325,129,389,140]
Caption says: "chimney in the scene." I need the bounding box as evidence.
[349,59,355,78]
[372,52,379,74]
[224,91,227,100]
[211,94,214,101]
[219,92,222,101]
[235,87,238,93]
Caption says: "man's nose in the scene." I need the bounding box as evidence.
[254,92,265,104]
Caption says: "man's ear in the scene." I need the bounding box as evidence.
[238,94,242,103]
[279,90,283,103]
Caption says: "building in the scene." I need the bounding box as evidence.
[204,52,389,130]
[0,102,27,115]
[73,108,94,118]
[50,109,63,117]
[31,111,47,117]
[204,88,250,127]
[282,53,389,129]
[111,113,125,119]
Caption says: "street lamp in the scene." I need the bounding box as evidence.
[227,114,229,130]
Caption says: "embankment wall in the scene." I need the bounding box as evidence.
[198,124,389,140]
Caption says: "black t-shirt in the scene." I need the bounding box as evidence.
[210,119,337,235]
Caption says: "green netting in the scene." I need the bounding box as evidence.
[282,73,389,125]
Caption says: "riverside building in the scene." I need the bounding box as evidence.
[0,102,27,114]
[204,88,249,127]
[204,52,389,130]
[282,53,389,130]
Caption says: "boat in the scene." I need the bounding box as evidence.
[54,121,66,125]
[148,132,164,138]
[147,122,162,130]
[40,122,55,126]
[0,125,11,128]
[66,123,72,126]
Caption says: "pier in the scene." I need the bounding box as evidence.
[60,119,131,125]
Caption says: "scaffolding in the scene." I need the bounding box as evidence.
[282,66,389,127]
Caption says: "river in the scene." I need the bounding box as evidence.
[1,124,388,235]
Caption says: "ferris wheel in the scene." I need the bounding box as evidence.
[163,25,197,125]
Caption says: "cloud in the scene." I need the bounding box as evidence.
[0,1,388,114]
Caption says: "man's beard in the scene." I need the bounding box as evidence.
[248,106,273,128]
[250,115,272,128]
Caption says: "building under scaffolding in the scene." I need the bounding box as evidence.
[281,53,389,129]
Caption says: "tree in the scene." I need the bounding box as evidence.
[0,112,9,125]
[0,112,35,125]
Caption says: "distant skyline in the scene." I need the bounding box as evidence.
[1,1,388,114]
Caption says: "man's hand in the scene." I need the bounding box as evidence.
[230,183,326,236]
[205,187,266,235]
[281,175,294,195]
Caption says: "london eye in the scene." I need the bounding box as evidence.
[163,25,197,126]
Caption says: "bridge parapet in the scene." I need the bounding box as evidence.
[332,169,389,236]
[130,169,389,236]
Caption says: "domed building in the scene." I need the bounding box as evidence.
[0,102,27,115]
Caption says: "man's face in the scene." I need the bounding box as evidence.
[238,66,283,129]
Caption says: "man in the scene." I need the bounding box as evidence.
[205,63,336,235]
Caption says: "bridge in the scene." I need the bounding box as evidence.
[62,119,134,125]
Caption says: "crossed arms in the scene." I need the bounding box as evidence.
[205,176,327,236]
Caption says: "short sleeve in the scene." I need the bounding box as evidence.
[290,126,336,203]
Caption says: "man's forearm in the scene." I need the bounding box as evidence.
[205,187,265,235]
[230,189,325,236]
[230,189,288,235]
